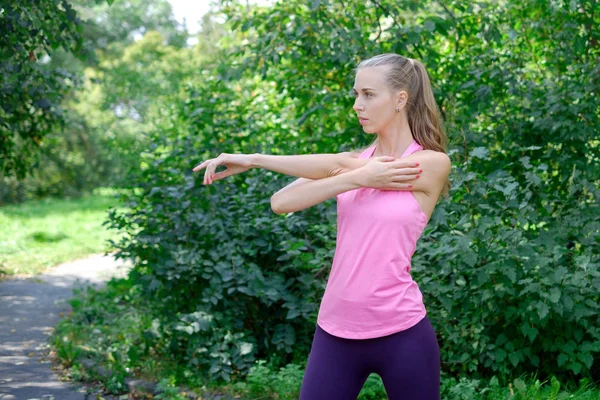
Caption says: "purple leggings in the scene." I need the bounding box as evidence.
[299,316,440,400]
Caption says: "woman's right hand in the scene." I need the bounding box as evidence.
[192,153,254,185]
[356,156,421,190]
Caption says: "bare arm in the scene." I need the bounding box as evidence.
[251,152,365,180]
[270,169,363,214]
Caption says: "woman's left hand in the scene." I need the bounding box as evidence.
[192,153,254,185]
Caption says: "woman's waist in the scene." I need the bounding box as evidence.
[321,280,424,311]
[331,253,414,275]
[325,270,421,299]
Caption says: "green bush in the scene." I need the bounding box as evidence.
[244,360,305,399]
[106,158,338,382]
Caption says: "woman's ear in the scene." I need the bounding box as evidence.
[396,90,408,110]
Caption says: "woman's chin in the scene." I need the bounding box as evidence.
[362,126,377,134]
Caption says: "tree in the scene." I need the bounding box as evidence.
[0,0,95,179]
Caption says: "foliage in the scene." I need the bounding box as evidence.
[0,0,86,179]
[105,154,336,381]
[51,276,152,394]
[0,0,188,203]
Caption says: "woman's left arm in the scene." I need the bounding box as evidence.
[250,153,350,179]
[194,152,365,184]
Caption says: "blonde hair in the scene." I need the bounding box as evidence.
[353,53,450,197]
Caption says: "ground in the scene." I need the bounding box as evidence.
[0,252,132,400]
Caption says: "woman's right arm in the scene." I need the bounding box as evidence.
[270,169,364,214]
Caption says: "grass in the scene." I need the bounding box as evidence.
[0,187,129,278]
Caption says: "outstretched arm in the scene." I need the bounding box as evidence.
[193,151,369,185]
[251,152,365,180]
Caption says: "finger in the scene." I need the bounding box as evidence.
[391,160,420,169]
[211,163,222,182]
[211,163,223,183]
[393,169,421,177]
[212,170,231,181]
[394,167,421,174]
[196,157,219,173]
[392,174,419,182]
[208,163,217,183]
[394,183,413,190]
[212,159,223,174]
[193,161,206,172]
[206,163,214,184]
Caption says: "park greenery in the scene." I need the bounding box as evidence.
[1,0,599,398]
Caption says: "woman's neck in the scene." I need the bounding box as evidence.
[373,118,414,157]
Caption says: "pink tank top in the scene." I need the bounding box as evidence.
[316,138,428,339]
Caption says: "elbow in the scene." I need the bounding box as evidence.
[270,194,298,215]
[270,194,285,215]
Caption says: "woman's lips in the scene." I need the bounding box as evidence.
[359,118,369,125]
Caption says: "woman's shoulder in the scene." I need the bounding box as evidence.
[414,148,450,161]
[405,149,451,173]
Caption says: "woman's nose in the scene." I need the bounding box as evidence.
[353,100,363,112]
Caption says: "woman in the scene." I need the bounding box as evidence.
[193,53,451,399]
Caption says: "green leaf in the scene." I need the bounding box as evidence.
[509,352,520,367]
[567,361,582,375]
[471,147,489,159]
[548,287,561,303]
[550,376,561,393]
[513,378,526,394]
[504,267,517,283]
[424,20,436,32]
[286,308,300,319]
[494,348,506,362]
[521,323,539,342]
[562,295,575,311]
[557,353,569,367]
[239,342,253,355]
[536,302,549,319]
[464,249,477,267]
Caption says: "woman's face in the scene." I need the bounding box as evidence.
[352,66,404,134]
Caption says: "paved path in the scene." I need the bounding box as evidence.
[0,253,132,400]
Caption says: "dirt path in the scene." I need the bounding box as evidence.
[0,252,132,400]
